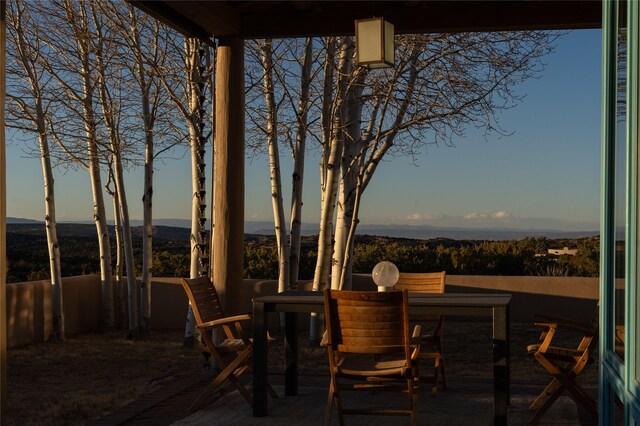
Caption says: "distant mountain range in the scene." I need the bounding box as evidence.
[6,221,191,240]
[241,220,599,240]
[7,217,598,240]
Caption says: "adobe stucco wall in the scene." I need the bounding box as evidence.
[4,274,599,348]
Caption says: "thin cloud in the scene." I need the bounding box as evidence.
[406,213,442,221]
[464,211,512,220]
[491,211,512,219]
[464,212,487,219]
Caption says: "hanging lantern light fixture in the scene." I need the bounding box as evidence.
[355,17,395,69]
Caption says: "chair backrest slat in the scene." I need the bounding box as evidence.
[394,272,445,294]
[180,276,225,325]
[325,289,409,355]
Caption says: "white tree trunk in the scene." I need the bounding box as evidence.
[38,130,64,340]
[331,74,365,291]
[111,153,138,337]
[261,40,290,293]
[331,177,353,290]
[312,37,353,293]
[9,6,67,339]
[339,177,364,291]
[89,148,113,329]
[288,37,313,288]
[310,37,352,343]
[141,129,153,334]
[184,38,209,347]
[74,5,114,329]
[130,5,155,336]
[109,181,125,330]
[92,12,137,336]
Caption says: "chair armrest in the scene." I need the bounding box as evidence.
[197,313,252,329]
[534,314,596,335]
[411,324,422,343]
[410,325,422,359]
[320,330,329,347]
[534,314,588,328]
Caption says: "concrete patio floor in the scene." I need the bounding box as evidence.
[172,376,598,426]
[92,320,600,425]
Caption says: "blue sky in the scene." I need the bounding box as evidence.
[7,29,602,231]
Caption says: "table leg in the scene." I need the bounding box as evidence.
[253,301,268,417]
[493,305,509,426]
[284,312,298,396]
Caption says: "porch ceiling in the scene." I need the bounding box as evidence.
[130,1,602,41]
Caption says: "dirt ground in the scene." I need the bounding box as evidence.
[5,321,598,425]
[6,330,205,426]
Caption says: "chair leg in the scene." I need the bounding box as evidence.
[530,384,564,424]
[229,372,253,408]
[530,378,561,411]
[432,356,440,395]
[325,380,338,426]
[409,377,420,426]
[333,385,345,426]
[324,392,333,426]
[189,346,252,412]
[562,379,598,418]
[190,375,230,412]
[267,383,279,399]
[435,336,446,391]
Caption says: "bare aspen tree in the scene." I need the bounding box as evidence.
[288,37,314,289]
[186,38,209,346]
[247,37,319,291]
[133,9,156,335]
[309,37,353,343]
[5,0,65,339]
[156,36,211,347]
[331,71,366,291]
[88,2,140,337]
[332,32,559,289]
[100,2,177,335]
[36,0,115,329]
[106,165,125,328]
[259,39,290,293]
[312,37,354,293]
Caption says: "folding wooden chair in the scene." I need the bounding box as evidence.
[394,271,447,395]
[323,289,421,426]
[180,277,277,412]
[526,303,599,423]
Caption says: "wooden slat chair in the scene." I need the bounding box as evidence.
[323,289,421,426]
[180,276,277,412]
[526,303,599,423]
[394,271,447,395]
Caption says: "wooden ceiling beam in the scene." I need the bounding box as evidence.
[239,2,602,39]
[131,1,602,40]
[163,1,241,37]
[130,1,211,41]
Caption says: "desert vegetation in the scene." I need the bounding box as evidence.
[7,223,599,284]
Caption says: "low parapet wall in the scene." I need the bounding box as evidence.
[4,274,599,348]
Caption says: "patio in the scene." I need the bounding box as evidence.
[174,379,596,426]
[0,1,614,423]
[92,320,598,425]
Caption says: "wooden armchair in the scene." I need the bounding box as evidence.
[394,271,447,395]
[180,277,277,412]
[323,289,421,426]
[526,303,599,423]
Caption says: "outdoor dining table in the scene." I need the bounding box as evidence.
[252,291,511,426]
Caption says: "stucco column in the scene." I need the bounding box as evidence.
[1,0,7,419]
[213,37,244,314]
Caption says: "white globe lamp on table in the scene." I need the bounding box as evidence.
[371,261,399,292]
